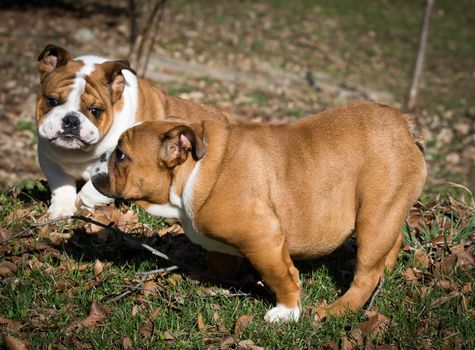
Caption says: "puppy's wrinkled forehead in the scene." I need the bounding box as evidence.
[120,126,157,153]
[42,56,108,97]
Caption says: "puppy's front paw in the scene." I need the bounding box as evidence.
[47,199,77,219]
[77,181,114,210]
[264,304,301,322]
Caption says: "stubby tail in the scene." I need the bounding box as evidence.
[402,114,424,154]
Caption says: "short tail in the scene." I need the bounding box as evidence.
[402,114,424,154]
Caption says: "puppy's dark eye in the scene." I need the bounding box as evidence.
[115,148,127,162]
[46,97,60,107]
[89,107,102,118]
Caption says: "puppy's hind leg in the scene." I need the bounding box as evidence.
[316,197,410,319]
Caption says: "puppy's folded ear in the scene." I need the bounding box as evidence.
[37,44,72,80]
[101,60,137,103]
[160,124,207,168]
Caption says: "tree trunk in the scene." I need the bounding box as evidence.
[406,0,435,110]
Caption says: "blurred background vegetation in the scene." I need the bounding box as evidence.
[0,0,473,195]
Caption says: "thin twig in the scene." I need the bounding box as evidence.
[366,275,385,311]
[407,0,435,110]
[140,242,172,261]
[141,0,167,77]
[133,0,166,74]
[137,266,179,276]
[0,227,34,243]
[4,214,250,290]
[106,274,147,303]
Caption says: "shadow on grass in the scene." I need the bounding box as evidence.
[9,180,357,304]
[58,225,357,305]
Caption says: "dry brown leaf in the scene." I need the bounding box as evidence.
[163,331,175,341]
[434,279,458,291]
[131,305,139,317]
[148,307,162,320]
[403,267,419,284]
[212,310,229,333]
[234,314,254,337]
[0,261,17,277]
[433,254,457,277]
[158,223,184,237]
[66,301,109,331]
[197,313,205,331]
[2,334,28,350]
[139,320,154,338]
[340,336,353,350]
[431,291,462,307]
[321,341,339,350]
[407,211,422,228]
[26,256,46,271]
[116,209,139,231]
[0,227,13,241]
[219,336,237,350]
[237,339,265,350]
[47,231,72,245]
[80,301,107,327]
[86,205,118,234]
[122,336,133,350]
[10,278,21,291]
[5,208,30,223]
[356,311,390,339]
[347,327,364,348]
[0,316,22,331]
[142,281,158,296]
[54,279,76,292]
[454,249,474,270]
[93,260,104,276]
[413,248,431,269]
[462,282,473,293]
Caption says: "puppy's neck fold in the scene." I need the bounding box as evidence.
[169,158,197,207]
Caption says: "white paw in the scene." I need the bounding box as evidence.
[264,303,301,322]
[48,199,77,219]
[77,181,114,209]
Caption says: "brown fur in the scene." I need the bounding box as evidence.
[94,101,427,318]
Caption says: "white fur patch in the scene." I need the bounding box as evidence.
[169,186,182,208]
[178,161,241,256]
[264,303,301,322]
[182,161,201,220]
[47,184,78,219]
[77,180,114,209]
[145,203,182,219]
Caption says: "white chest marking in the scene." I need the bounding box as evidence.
[144,203,181,219]
[148,163,241,256]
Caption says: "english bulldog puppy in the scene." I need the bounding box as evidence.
[91,101,427,322]
[36,44,233,218]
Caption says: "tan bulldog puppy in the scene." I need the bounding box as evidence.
[35,44,233,218]
[91,101,427,322]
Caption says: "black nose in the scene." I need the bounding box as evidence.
[62,114,80,134]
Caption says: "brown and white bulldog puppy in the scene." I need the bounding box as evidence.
[91,101,427,322]
[36,44,233,218]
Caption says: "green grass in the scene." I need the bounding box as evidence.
[1,0,474,348]
[0,187,473,349]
